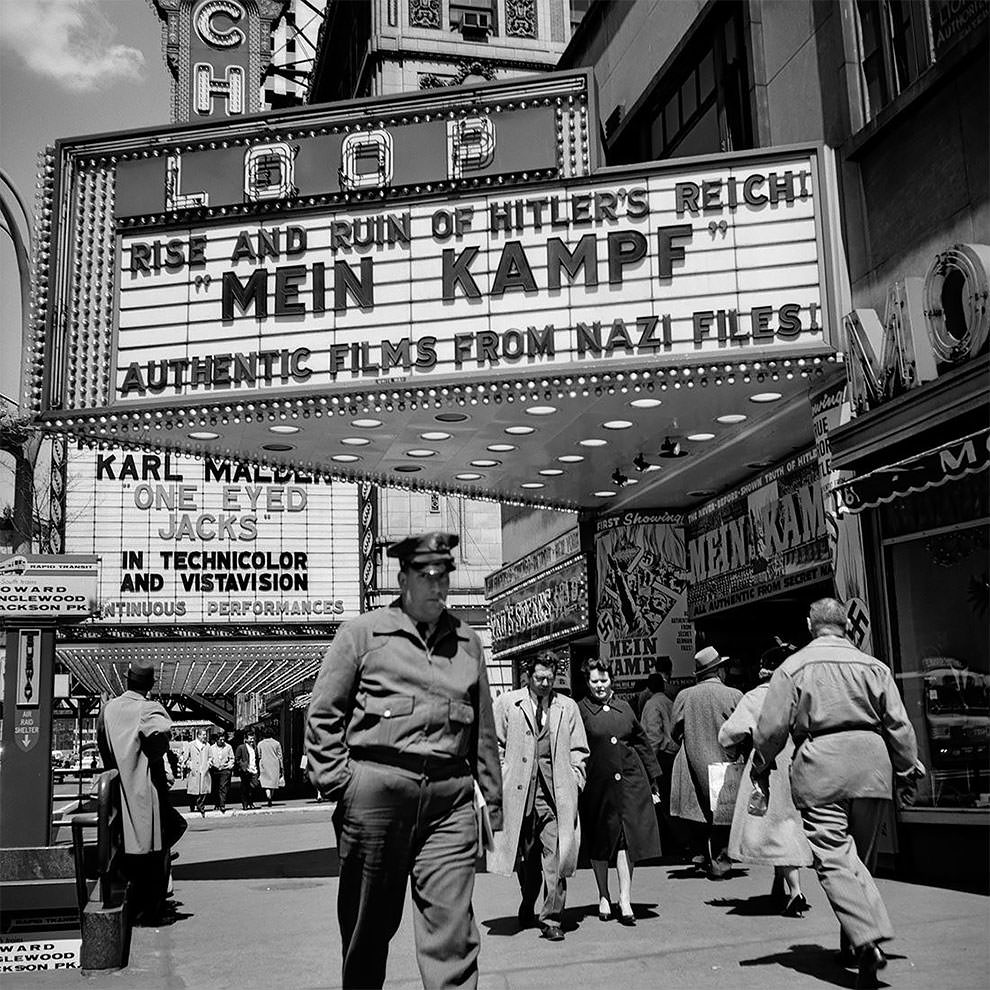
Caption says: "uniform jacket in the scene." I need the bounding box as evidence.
[235,742,259,775]
[184,739,212,795]
[96,690,173,854]
[209,741,234,771]
[669,677,743,823]
[305,601,503,827]
[578,695,662,862]
[754,635,918,808]
[487,688,588,877]
[257,737,284,789]
[719,683,812,866]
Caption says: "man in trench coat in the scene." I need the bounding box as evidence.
[306,532,503,989]
[488,654,589,942]
[96,657,187,925]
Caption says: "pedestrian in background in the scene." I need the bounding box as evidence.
[489,654,588,943]
[209,731,234,814]
[753,598,923,989]
[183,727,211,817]
[306,531,502,990]
[578,658,662,925]
[258,729,284,807]
[718,638,813,915]
[669,647,743,878]
[640,667,680,855]
[235,731,260,810]
[96,658,186,926]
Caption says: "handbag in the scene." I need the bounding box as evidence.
[708,761,745,826]
[473,780,495,855]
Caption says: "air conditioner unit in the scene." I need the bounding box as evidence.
[461,10,491,37]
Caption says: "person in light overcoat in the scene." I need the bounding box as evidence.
[183,727,212,816]
[488,655,588,941]
[257,730,284,807]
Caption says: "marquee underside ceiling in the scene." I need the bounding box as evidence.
[49,349,838,512]
[58,640,330,699]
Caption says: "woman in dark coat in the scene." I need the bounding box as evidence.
[578,658,662,925]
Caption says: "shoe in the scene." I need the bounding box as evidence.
[598,905,613,922]
[200,809,206,818]
[856,943,887,989]
[540,925,564,942]
[782,893,810,917]
[617,911,636,926]
[517,902,536,930]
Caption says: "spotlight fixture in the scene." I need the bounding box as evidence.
[633,453,652,472]
[658,437,687,458]
[611,468,629,487]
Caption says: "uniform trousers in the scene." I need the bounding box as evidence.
[516,789,565,926]
[333,760,480,990]
[801,798,893,949]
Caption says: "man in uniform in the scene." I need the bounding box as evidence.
[488,654,588,942]
[753,598,922,989]
[96,657,186,925]
[306,531,503,989]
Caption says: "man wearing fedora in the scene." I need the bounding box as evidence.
[97,657,187,926]
[753,598,922,989]
[306,531,503,989]
[669,646,743,878]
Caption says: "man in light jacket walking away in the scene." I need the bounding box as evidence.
[183,727,211,817]
[488,654,589,943]
[753,598,922,990]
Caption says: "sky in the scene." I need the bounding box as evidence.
[1,0,171,407]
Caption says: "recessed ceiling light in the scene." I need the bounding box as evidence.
[749,391,783,403]
[436,412,469,422]
[331,454,360,463]
[558,454,584,463]
[420,431,451,441]
[188,431,219,440]
[351,418,382,429]
[488,443,516,452]
[521,482,545,489]
[471,459,500,467]
[687,489,716,498]
[539,469,564,476]
[455,472,483,481]
[505,425,535,435]
[746,460,774,470]
[593,490,617,498]
[341,437,370,446]
[525,405,557,416]
[405,449,436,457]
[579,438,607,447]
[687,432,716,441]
[716,413,748,424]
[261,442,294,452]
[269,425,300,435]
[602,420,633,430]
[629,398,663,409]
[394,465,422,473]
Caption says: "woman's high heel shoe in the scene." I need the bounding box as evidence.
[597,902,612,922]
[782,893,810,917]
[617,908,636,926]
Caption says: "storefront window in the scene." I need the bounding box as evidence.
[883,511,989,809]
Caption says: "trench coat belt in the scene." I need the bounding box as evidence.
[349,746,471,780]
[795,724,881,749]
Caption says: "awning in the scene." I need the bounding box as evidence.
[58,639,333,699]
[834,427,990,514]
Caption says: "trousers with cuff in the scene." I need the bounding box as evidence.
[516,788,565,926]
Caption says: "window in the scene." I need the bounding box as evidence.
[856,0,934,119]
[570,0,593,35]
[450,0,496,39]
[881,479,989,810]
[610,2,752,164]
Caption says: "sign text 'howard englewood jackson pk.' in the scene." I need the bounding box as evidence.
[114,154,829,400]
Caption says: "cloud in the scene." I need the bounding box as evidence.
[0,0,146,92]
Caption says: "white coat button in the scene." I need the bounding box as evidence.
[603,705,611,712]
[383,709,391,717]
[614,772,621,781]
[610,736,618,744]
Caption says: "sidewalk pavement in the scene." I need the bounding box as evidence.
[8,801,988,990]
